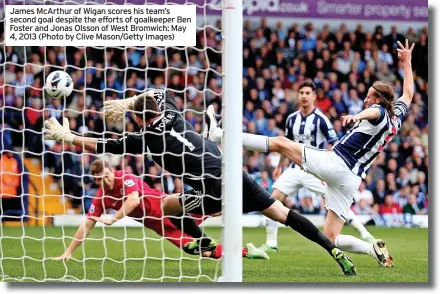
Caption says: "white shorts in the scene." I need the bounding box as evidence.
[272,165,327,198]
[301,146,362,221]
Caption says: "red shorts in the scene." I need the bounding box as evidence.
[143,214,211,248]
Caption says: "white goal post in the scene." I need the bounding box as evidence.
[221,0,243,282]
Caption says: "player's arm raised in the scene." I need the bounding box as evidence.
[396,39,415,107]
[53,219,96,261]
[91,191,141,225]
[43,117,99,152]
[43,117,144,154]
[341,108,381,126]
[103,90,164,122]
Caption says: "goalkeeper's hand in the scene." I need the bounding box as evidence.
[43,117,76,144]
[103,90,156,123]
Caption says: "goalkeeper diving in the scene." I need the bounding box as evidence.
[54,159,268,261]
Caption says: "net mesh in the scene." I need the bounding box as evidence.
[1,0,224,282]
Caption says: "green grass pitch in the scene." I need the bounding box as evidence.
[0,225,428,282]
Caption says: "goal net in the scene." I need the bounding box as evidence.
[0,0,243,282]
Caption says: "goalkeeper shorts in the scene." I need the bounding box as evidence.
[179,171,275,215]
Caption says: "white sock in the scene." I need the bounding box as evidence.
[335,234,375,258]
[347,209,373,240]
[212,129,269,152]
[242,133,269,152]
[266,218,279,248]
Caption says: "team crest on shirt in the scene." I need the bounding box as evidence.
[89,204,95,213]
[124,179,135,187]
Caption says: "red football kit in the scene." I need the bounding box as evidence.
[87,170,247,258]
[87,170,194,248]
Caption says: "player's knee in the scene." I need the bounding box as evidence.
[262,200,289,223]
[269,136,290,153]
[162,198,171,215]
[323,227,338,243]
[162,196,182,216]
[272,189,287,202]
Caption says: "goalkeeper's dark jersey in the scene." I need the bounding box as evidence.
[96,89,222,189]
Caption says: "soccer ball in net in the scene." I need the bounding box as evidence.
[45,70,74,99]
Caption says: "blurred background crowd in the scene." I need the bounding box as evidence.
[1,18,428,218]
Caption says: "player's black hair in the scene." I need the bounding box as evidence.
[133,96,161,123]
[298,80,317,92]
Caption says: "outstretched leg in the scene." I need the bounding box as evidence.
[324,208,394,267]
[261,200,356,276]
[261,189,290,252]
[346,209,375,243]
[209,127,304,168]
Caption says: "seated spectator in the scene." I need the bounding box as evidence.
[272,79,286,101]
[66,93,88,119]
[393,186,410,208]
[256,171,273,194]
[263,119,280,137]
[403,193,427,215]
[336,51,352,75]
[246,155,260,175]
[243,101,255,123]
[353,181,374,206]
[373,179,387,205]
[378,44,394,65]
[396,166,410,189]
[297,188,321,215]
[47,98,64,120]
[254,109,268,135]
[331,90,347,115]
[352,199,374,215]
[376,62,397,84]
[14,71,26,98]
[379,194,402,214]
[316,88,332,113]
[348,89,364,115]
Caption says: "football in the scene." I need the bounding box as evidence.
[45,70,74,99]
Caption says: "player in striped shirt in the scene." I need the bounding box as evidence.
[208,40,415,267]
[255,80,377,254]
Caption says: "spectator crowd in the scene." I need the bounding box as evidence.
[1,18,428,220]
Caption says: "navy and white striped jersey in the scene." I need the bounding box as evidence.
[333,101,409,179]
[285,108,339,148]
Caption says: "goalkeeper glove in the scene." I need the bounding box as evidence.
[43,117,76,144]
[103,90,157,123]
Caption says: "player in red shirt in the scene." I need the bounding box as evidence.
[54,160,268,260]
